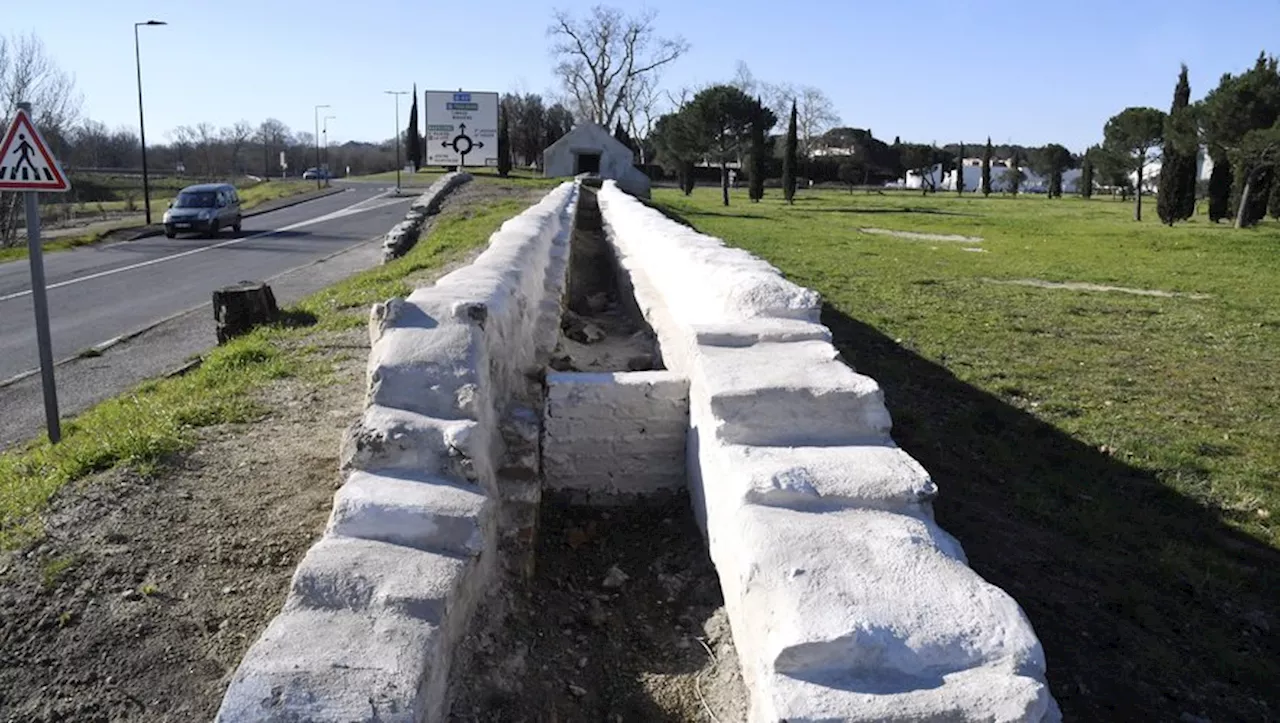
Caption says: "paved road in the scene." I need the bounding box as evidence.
[0,183,410,383]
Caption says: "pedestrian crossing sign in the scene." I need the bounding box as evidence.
[0,108,70,192]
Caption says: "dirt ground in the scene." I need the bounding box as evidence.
[0,328,366,723]
[449,494,748,723]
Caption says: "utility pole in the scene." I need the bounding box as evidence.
[133,19,166,225]
[323,115,336,184]
[385,90,408,194]
[313,104,329,189]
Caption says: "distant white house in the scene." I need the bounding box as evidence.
[542,122,651,198]
[903,162,1081,194]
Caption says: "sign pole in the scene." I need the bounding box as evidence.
[14,102,60,442]
[23,190,60,442]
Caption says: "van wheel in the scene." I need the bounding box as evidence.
[164,229,176,239]
[206,220,219,239]
[233,218,242,233]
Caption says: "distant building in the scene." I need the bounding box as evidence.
[542,122,651,198]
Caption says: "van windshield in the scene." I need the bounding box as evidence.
[175,191,217,208]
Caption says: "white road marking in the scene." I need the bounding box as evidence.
[0,192,408,304]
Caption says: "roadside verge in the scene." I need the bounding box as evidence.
[0,180,547,722]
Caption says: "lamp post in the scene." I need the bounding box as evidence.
[384,90,408,193]
[323,115,336,176]
[313,104,330,189]
[133,19,166,226]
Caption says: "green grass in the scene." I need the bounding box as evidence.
[0,182,529,550]
[653,186,1280,719]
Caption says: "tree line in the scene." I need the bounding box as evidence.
[1096,52,1280,227]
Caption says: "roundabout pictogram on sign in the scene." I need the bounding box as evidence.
[440,122,485,165]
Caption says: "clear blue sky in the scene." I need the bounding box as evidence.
[8,0,1279,152]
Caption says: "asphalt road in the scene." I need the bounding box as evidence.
[0,183,410,384]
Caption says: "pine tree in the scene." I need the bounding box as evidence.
[497,107,512,177]
[406,85,421,171]
[748,99,766,202]
[783,101,798,205]
[1007,152,1023,195]
[956,143,966,194]
[1158,66,1197,225]
[1080,149,1094,199]
[1208,152,1231,222]
[981,137,992,197]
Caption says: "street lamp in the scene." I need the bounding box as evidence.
[323,115,336,174]
[313,104,330,189]
[133,19,166,226]
[384,90,408,193]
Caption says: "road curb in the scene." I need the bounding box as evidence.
[0,229,388,391]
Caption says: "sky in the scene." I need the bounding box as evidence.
[6,0,1280,152]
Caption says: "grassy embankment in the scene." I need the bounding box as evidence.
[653,185,1280,720]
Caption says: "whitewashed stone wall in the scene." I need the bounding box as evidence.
[382,171,473,261]
[595,181,1061,722]
[543,370,688,502]
[216,181,579,723]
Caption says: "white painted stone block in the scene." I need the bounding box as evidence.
[720,504,1054,723]
[341,404,477,478]
[696,340,893,446]
[709,442,938,516]
[546,371,688,403]
[367,323,486,419]
[288,536,471,623]
[215,609,440,723]
[327,470,486,556]
[542,416,686,441]
[693,318,833,347]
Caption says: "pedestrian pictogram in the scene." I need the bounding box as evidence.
[0,108,70,192]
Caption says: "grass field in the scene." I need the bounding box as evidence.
[653,186,1279,720]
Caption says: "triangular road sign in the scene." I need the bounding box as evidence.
[0,109,70,192]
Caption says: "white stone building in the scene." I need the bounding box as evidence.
[542,122,652,198]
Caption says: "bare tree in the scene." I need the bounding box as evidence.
[548,5,688,130]
[221,120,254,174]
[731,60,758,96]
[193,122,218,174]
[257,118,291,176]
[0,32,82,246]
[763,83,840,156]
[619,72,664,160]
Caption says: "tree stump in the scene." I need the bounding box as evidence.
[213,281,278,344]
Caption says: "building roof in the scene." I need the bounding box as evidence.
[543,121,634,158]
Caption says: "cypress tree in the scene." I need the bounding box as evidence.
[783,101,798,205]
[981,137,992,196]
[497,107,512,177]
[956,143,966,194]
[1080,149,1094,199]
[406,85,421,171]
[613,121,635,155]
[1158,65,1197,225]
[1208,152,1232,222]
[748,99,766,202]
